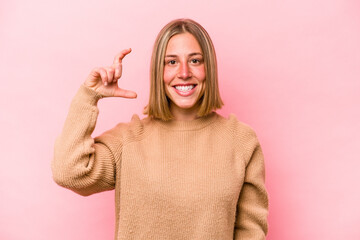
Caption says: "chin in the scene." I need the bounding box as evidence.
[174,101,198,109]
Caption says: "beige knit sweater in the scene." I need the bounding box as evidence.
[52,85,268,240]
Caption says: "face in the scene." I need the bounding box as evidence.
[163,32,206,116]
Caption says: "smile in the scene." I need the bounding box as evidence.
[173,84,197,96]
[174,84,195,91]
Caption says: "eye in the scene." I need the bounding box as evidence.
[166,60,176,65]
[190,58,203,64]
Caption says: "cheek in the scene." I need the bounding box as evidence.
[197,66,206,96]
[163,67,174,84]
[196,66,206,82]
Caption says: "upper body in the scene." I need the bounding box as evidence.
[52,19,269,239]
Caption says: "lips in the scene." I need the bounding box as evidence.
[173,84,197,96]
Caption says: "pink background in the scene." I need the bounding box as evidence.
[1,0,359,239]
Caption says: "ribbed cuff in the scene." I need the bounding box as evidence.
[74,84,103,106]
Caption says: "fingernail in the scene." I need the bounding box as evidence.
[104,82,108,86]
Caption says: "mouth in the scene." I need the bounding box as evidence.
[173,84,197,96]
[174,84,196,91]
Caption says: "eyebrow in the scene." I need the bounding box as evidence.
[165,52,203,58]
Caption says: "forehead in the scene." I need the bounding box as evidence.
[165,32,202,54]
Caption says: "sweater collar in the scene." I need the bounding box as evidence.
[153,112,219,131]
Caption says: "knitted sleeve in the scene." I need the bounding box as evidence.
[52,85,116,196]
[234,127,269,240]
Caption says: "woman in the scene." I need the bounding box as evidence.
[52,18,268,239]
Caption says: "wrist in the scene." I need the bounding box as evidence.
[81,84,104,100]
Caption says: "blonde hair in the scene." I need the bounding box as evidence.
[144,18,223,120]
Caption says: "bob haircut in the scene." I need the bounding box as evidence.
[144,18,223,120]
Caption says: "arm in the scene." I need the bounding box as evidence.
[234,136,269,239]
[52,49,137,196]
[52,85,116,196]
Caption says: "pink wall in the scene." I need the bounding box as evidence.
[1,0,359,239]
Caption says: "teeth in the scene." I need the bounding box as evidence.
[175,85,194,91]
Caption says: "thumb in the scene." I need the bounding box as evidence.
[113,87,137,99]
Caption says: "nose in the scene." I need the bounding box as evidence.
[177,62,192,79]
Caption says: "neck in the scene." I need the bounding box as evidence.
[170,103,200,121]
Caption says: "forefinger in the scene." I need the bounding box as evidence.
[113,48,132,64]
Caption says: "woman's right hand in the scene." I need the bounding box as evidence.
[84,48,137,98]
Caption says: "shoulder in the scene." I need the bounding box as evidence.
[215,113,262,158]
[94,114,155,146]
[215,113,258,140]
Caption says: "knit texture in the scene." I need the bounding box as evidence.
[52,85,269,240]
